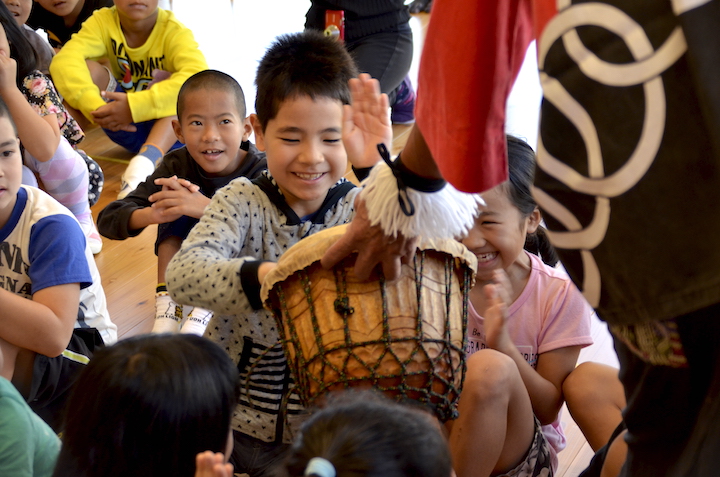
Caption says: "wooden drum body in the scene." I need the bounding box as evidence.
[261,225,477,421]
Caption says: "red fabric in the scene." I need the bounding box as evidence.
[415,0,535,193]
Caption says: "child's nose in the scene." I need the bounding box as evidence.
[299,141,323,165]
[202,125,219,142]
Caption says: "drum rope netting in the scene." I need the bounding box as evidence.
[273,251,472,422]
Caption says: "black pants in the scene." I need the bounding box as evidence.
[345,23,414,104]
[614,302,720,477]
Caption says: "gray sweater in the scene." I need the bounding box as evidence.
[166,172,358,443]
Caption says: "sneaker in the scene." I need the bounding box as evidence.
[118,155,156,199]
[408,0,432,13]
[77,149,104,206]
[391,76,416,125]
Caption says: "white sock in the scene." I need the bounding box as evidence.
[152,292,182,333]
[179,307,213,336]
[118,154,156,199]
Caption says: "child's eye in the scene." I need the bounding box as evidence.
[190,120,202,126]
[324,138,341,144]
[220,119,232,125]
[1,149,15,157]
[482,221,497,225]
[281,138,300,143]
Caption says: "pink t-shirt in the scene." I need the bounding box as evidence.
[466,251,593,467]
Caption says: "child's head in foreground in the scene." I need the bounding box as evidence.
[0,97,21,229]
[52,334,240,477]
[173,69,252,177]
[280,390,452,477]
[252,30,358,218]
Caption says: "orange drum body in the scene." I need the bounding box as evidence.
[262,225,477,421]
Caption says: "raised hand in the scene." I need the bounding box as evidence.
[342,73,392,169]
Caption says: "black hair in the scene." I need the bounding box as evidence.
[0,95,17,133]
[280,390,452,477]
[254,30,358,131]
[505,135,559,267]
[0,1,38,87]
[52,334,240,477]
[177,69,247,120]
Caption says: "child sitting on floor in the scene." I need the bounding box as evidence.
[0,96,115,432]
[98,70,267,335]
[0,2,103,253]
[166,31,390,477]
[50,0,208,199]
[52,334,239,477]
[447,135,594,477]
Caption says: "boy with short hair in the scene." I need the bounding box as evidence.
[50,0,208,199]
[166,31,390,475]
[98,69,267,335]
[0,97,116,432]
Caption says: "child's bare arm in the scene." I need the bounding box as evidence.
[342,73,392,169]
[484,278,580,425]
[0,283,80,358]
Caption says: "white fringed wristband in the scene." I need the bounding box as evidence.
[360,145,484,240]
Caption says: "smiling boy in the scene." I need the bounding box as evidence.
[166,31,390,476]
[50,0,208,199]
[27,0,112,50]
[98,70,266,335]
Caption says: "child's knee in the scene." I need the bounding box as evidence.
[464,350,520,402]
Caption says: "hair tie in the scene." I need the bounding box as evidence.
[304,457,336,477]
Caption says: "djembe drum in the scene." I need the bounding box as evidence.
[261,224,477,421]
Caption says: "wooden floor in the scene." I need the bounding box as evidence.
[78,3,619,476]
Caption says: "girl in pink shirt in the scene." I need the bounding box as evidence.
[447,136,593,477]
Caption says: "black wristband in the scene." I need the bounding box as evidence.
[394,153,447,192]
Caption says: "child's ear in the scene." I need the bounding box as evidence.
[526,207,542,234]
[172,119,185,144]
[241,117,253,142]
[249,114,265,151]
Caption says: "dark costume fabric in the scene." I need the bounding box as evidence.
[415,0,720,475]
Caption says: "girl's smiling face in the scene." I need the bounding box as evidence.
[461,183,541,283]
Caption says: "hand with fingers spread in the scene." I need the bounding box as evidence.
[148,175,210,223]
[91,91,137,132]
[195,451,234,477]
[321,195,417,281]
[342,73,392,169]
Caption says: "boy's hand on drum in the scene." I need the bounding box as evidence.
[258,261,278,286]
[195,451,233,477]
[322,196,417,281]
[343,73,392,169]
